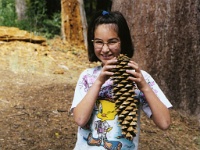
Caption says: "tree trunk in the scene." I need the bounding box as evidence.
[78,0,88,48]
[15,0,27,20]
[112,0,200,118]
[61,0,86,47]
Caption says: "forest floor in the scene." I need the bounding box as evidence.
[0,28,199,150]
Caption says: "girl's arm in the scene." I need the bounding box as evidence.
[73,80,102,127]
[73,58,117,127]
[139,84,171,130]
[126,61,171,130]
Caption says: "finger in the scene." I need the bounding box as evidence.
[105,71,114,76]
[126,69,135,75]
[126,69,139,79]
[103,64,116,72]
[128,61,140,72]
[106,57,118,65]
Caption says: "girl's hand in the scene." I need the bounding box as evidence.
[126,61,171,130]
[126,61,149,92]
[96,57,118,85]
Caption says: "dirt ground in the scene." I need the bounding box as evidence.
[0,30,199,150]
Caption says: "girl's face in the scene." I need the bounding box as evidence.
[93,24,121,65]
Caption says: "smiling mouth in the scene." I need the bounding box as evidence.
[102,55,113,59]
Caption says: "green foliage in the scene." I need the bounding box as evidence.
[41,12,61,39]
[0,0,61,39]
[25,0,47,31]
[0,0,17,26]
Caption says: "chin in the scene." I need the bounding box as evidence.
[101,60,108,65]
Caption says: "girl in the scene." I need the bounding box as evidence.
[70,10,172,150]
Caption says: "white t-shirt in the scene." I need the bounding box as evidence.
[70,66,172,150]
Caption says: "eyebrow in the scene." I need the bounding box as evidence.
[93,38,119,41]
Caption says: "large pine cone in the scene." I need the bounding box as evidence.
[111,54,140,141]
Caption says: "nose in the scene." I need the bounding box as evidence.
[101,43,109,52]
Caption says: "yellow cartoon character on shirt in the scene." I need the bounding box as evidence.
[87,99,122,150]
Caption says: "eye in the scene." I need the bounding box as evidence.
[108,39,119,45]
[94,40,103,44]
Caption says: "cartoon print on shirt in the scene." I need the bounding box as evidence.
[87,99,122,150]
[99,84,113,100]
[79,67,101,92]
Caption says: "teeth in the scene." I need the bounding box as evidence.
[102,55,112,58]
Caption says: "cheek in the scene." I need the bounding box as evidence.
[94,49,100,56]
[112,47,121,55]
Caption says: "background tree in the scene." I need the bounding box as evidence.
[112,0,200,119]
[15,0,27,20]
[61,0,86,47]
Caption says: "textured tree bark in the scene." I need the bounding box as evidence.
[15,0,27,20]
[61,0,85,47]
[78,0,88,48]
[112,0,200,118]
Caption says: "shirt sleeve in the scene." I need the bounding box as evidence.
[70,69,89,114]
[141,70,173,118]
